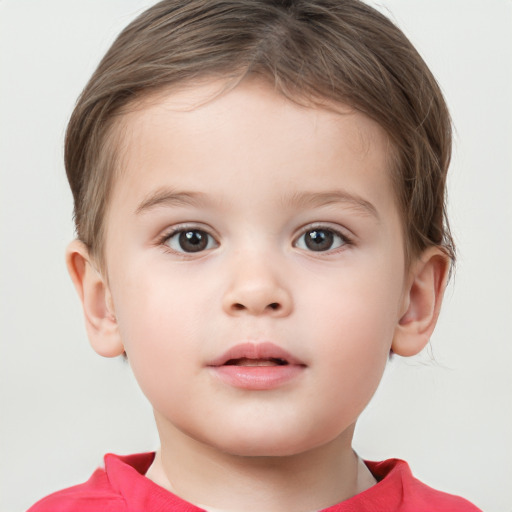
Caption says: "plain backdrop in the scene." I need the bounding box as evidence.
[1,1,511,511]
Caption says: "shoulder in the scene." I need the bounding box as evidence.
[357,459,482,512]
[27,468,126,512]
[27,453,156,512]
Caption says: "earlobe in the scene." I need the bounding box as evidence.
[392,247,450,357]
[66,240,124,358]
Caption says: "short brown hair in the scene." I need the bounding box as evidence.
[65,0,454,269]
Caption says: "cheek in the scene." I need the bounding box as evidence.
[110,269,204,397]
[299,313,390,446]
[301,259,403,347]
[300,265,402,403]
[112,259,206,343]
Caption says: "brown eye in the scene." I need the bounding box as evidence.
[295,228,347,252]
[166,229,217,253]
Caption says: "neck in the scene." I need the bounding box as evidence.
[146,419,376,512]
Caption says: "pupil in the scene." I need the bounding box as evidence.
[179,230,207,252]
[305,230,333,251]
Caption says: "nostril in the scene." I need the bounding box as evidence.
[227,301,285,314]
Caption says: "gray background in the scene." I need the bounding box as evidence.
[1,1,511,511]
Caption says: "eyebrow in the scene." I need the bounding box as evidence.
[282,190,380,219]
[135,187,379,219]
[135,188,207,214]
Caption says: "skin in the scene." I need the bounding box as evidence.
[67,79,449,512]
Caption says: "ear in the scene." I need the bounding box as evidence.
[392,247,451,357]
[66,240,124,358]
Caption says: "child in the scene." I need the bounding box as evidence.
[28,0,481,510]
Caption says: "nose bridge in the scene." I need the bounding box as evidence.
[222,243,293,317]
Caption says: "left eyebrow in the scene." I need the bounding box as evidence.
[135,187,207,214]
[282,190,380,220]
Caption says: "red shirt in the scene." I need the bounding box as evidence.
[28,452,481,511]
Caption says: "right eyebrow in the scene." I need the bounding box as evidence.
[135,187,207,214]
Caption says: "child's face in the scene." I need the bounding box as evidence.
[103,79,409,456]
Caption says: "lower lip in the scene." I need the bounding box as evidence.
[210,365,305,390]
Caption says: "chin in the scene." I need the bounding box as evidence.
[209,427,333,458]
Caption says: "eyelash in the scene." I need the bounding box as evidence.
[157,224,353,256]
[158,225,219,256]
[294,225,353,253]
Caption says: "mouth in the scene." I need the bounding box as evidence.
[209,342,304,368]
[208,342,305,390]
[224,357,289,367]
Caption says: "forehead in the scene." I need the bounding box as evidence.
[108,78,397,222]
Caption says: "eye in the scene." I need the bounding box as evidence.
[164,229,217,253]
[295,228,348,252]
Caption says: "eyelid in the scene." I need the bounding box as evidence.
[294,222,353,238]
[157,223,220,254]
[293,223,354,251]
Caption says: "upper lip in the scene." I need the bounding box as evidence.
[208,342,305,367]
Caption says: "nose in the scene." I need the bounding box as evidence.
[222,255,293,317]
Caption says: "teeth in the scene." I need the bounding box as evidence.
[226,358,288,367]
